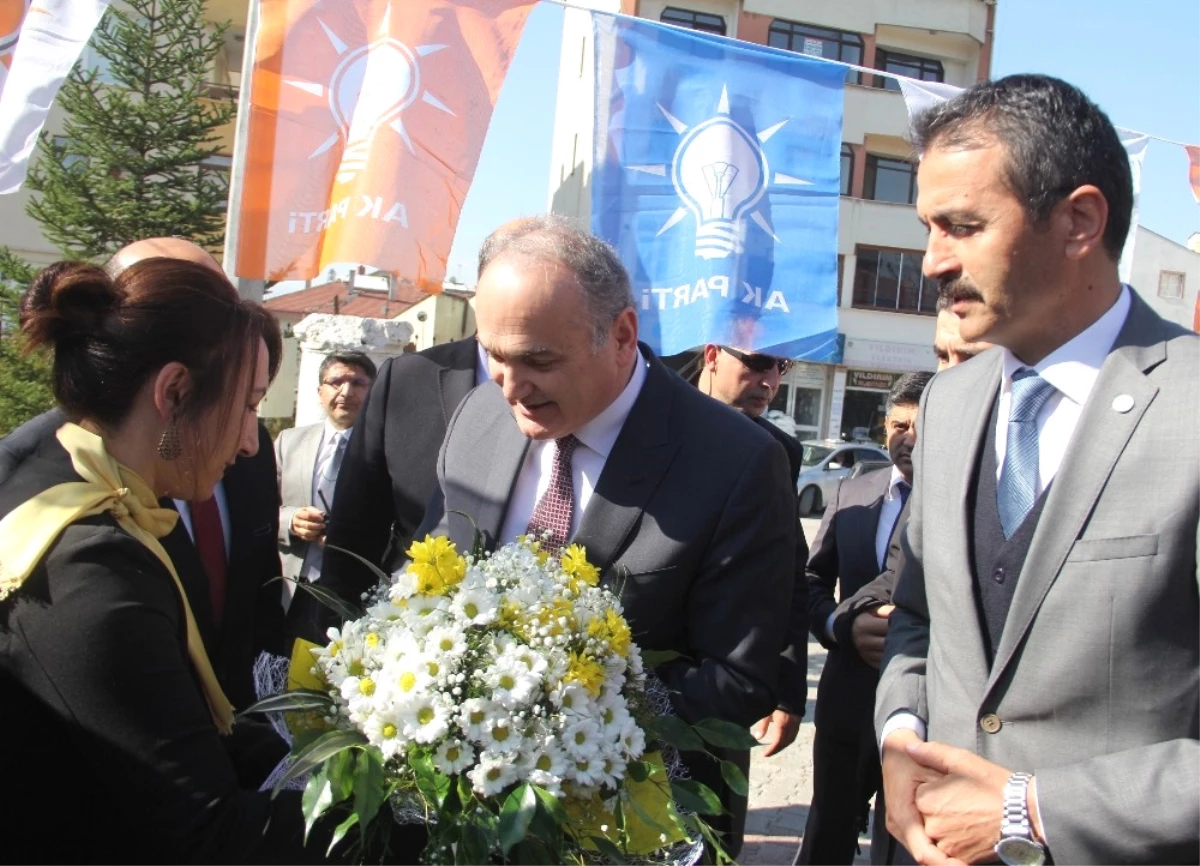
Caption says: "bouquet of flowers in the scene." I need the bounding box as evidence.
[252,533,750,864]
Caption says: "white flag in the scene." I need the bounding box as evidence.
[0,0,109,194]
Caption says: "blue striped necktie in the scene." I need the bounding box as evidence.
[997,368,1057,539]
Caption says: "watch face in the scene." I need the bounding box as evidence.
[995,836,1046,866]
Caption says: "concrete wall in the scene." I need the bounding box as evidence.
[1129,226,1200,331]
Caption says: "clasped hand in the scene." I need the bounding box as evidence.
[882,730,1039,864]
[291,506,326,542]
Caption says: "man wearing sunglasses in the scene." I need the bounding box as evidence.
[696,343,810,762]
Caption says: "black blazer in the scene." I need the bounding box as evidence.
[0,436,340,863]
[806,467,895,739]
[831,502,909,650]
[319,338,477,615]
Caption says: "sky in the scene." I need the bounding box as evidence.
[286,0,1200,293]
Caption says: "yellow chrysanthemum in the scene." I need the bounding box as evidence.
[560,543,600,589]
[497,599,527,639]
[565,650,606,696]
[405,534,466,595]
[588,606,633,658]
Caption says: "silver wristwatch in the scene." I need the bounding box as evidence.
[994,772,1046,866]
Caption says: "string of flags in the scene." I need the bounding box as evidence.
[0,0,1195,349]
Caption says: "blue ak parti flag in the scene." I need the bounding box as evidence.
[591,13,845,358]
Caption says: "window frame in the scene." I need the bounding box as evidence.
[768,19,863,84]
[864,154,918,204]
[1158,270,1186,299]
[840,144,854,197]
[874,48,944,91]
[660,7,727,36]
[852,245,938,316]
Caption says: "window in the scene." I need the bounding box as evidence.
[840,144,854,196]
[853,247,937,314]
[660,7,726,35]
[875,49,944,92]
[1158,270,1185,299]
[864,155,917,204]
[769,20,862,84]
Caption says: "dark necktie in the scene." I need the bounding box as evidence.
[525,435,579,555]
[190,496,228,627]
[884,480,912,564]
[997,369,1057,539]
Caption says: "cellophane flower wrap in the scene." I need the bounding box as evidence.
[281,533,705,864]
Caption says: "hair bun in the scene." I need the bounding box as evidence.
[20,261,120,349]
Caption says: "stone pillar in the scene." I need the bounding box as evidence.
[292,314,414,427]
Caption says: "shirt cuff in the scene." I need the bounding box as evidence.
[824,611,837,645]
[879,712,926,754]
[1030,775,1049,849]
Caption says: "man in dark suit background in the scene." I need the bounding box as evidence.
[422,215,797,859]
[797,371,930,865]
[692,342,810,760]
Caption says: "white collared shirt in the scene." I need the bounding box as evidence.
[498,352,649,546]
[172,480,231,559]
[993,286,1131,491]
[311,421,352,507]
[874,465,909,571]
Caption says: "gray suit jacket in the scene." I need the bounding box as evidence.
[425,349,798,727]
[274,422,325,581]
[876,292,1199,864]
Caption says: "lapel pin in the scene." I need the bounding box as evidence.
[1111,394,1134,414]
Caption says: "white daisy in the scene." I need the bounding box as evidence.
[432,738,476,776]
[562,718,602,760]
[468,750,518,797]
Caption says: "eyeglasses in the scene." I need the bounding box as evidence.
[720,346,793,376]
[321,375,372,390]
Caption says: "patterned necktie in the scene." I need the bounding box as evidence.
[189,495,227,627]
[315,431,347,514]
[997,369,1057,539]
[525,435,579,555]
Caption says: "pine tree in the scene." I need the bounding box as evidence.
[0,252,54,435]
[0,0,233,431]
[24,0,235,259]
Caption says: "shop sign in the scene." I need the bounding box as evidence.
[847,370,899,390]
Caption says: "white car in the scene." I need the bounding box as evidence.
[796,440,890,516]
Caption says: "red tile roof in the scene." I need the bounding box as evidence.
[263,280,433,319]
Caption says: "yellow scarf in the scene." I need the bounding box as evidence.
[0,422,235,734]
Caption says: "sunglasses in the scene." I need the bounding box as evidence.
[720,346,793,376]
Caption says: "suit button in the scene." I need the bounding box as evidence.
[980,713,1002,734]
[993,567,1005,584]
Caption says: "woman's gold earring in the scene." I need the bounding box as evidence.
[157,412,181,461]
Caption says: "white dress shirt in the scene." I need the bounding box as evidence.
[172,481,231,559]
[498,353,649,547]
[310,421,352,508]
[880,286,1132,753]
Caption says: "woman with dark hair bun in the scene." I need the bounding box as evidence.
[0,258,361,863]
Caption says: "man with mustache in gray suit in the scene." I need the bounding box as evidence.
[877,74,1198,865]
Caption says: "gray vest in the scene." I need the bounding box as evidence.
[969,398,1051,664]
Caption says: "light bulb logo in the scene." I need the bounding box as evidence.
[283,5,455,185]
[629,84,813,260]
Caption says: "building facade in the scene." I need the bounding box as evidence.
[549,0,995,441]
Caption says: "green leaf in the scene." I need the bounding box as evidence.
[640,648,686,668]
[411,748,452,808]
[326,747,356,803]
[587,836,627,864]
[531,785,568,827]
[327,811,360,857]
[694,718,760,750]
[271,729,366,797]
[652,715,705,752]
[289,578,364,624]
[670,779,724,816]
[324,543,391,586]
[719,760,749,797]
[625,760,651,783]
[239,688,333,717]
[457,821,490,865]
[300,767,333,844]
[498,783,538,854]
[352,747,387,829]
[623,787,678,838]
[511,837,555,865]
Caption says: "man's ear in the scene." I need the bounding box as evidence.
[1060,184,1109,262]
[703,344,721,369]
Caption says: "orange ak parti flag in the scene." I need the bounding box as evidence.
[1186,145,1200,205]
[237,0,536,288]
